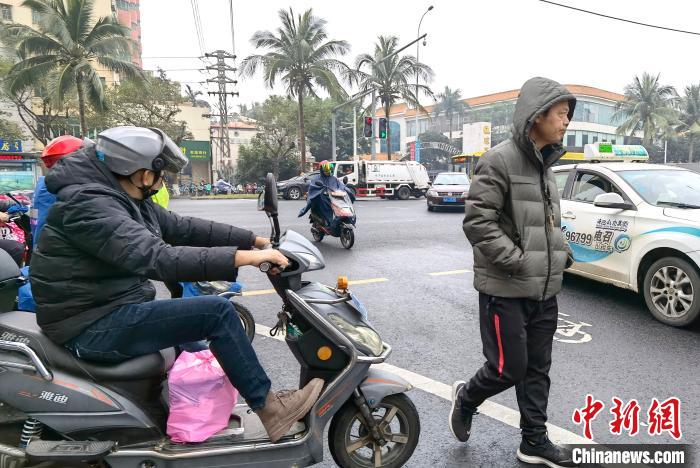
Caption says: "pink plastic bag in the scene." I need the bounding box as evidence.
[166,350,239,443]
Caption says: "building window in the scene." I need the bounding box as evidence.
[581,134,588,146]
[1,4,12,21]
[566,134,576,147]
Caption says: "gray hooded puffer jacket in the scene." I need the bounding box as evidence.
[463,77,576,301]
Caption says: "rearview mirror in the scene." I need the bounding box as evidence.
[593,193,635,210]
[257,173,279,214]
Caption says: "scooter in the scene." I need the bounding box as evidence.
[0,173,420,468]
[310,185,356,249]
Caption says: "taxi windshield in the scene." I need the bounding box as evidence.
[619,169,700,208]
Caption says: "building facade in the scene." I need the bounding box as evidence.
[210,121,260,180]
[112,0,142,67]
[379,84,631,159]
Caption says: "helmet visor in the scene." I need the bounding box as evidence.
[150,128,189,173]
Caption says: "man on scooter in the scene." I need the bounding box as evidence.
[30,126,324,443]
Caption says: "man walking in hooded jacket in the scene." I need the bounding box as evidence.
[450,77,578,468]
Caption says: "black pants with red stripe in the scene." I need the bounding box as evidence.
[461,293,559,439]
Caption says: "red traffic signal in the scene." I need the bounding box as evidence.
[363,116,373,138]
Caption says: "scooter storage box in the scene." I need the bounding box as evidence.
[0,249,21,312]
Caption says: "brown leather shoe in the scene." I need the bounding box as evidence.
[256,378,324,443]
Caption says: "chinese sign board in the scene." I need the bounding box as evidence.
[180,140,210,161]
[0,139,22,153]
[462,122,491,156]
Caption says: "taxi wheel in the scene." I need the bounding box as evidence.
[643,257,700,327]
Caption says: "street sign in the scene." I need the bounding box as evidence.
[0,139,23,153]
[180,140,211,160]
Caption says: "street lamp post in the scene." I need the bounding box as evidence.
[415,5,433,160]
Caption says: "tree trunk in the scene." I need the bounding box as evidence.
[76,74,88,137]
[385,103,391,161]
[690,137,695,163]
[272,153,280,180]
[297,92,306,171]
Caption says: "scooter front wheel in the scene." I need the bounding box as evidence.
[340,228,354,249]
[328,393,420,468]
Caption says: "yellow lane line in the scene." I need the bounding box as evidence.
[428,269,472,276]
[242,277,389,296]
[348,278,389,285]
[242,289,277,297]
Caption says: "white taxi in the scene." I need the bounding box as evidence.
[553,143,700,327]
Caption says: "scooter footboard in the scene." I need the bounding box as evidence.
[359,367,413,409]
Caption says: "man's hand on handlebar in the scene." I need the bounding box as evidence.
[234,249,289,275]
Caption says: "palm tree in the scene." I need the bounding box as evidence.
[678,84,700,162]
[613,73,678,148]
[353,36,433,159]
[240,8,350,169]
[1,0,144,137]
[184,84,202,106]
[433,86,468,144]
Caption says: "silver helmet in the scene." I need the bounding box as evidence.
[96,126,188,176]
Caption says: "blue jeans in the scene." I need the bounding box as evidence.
[65,296,271,409]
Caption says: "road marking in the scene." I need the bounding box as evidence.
[429,269,472,276]
[255,323,594,447]
[242,278,388,296]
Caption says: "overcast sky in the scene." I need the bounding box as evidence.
[140,0,700,111]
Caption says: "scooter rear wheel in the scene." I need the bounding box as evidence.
[328,393,420,468]
[233,302,255,342]
[340,228,354,249]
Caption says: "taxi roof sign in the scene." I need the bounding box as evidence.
[583,142,648,161]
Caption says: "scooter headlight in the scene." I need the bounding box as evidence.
[328,314,383,356]
[296,252,324,270]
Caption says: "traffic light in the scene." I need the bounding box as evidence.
[379,118,387,139]
[363,116,373,137]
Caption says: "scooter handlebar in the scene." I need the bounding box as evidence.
[259,261,287,273]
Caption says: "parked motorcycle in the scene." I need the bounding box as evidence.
[0,173,420,468]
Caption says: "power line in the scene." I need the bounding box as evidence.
[142,56,202,59]
[538,0,700,36]
[190,0,206,55]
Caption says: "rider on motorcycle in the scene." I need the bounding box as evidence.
[30,126,324,443]
[298,160,354,225]
[32,135,91,250]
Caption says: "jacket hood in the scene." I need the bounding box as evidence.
[512,77,577,167]
[46,143,128,200]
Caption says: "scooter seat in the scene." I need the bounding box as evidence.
[0,311,175,381]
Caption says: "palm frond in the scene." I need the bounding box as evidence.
[96,56,144,80]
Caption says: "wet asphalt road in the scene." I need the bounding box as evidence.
[173,198,699,467]
[1,197,697,467]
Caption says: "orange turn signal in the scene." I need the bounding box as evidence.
[317,346,333,361]
[337,276,349,290]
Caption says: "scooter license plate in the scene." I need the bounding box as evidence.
[443,197,457,203]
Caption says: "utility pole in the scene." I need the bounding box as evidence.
[353,106,358,160]
[205,50,238,182]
